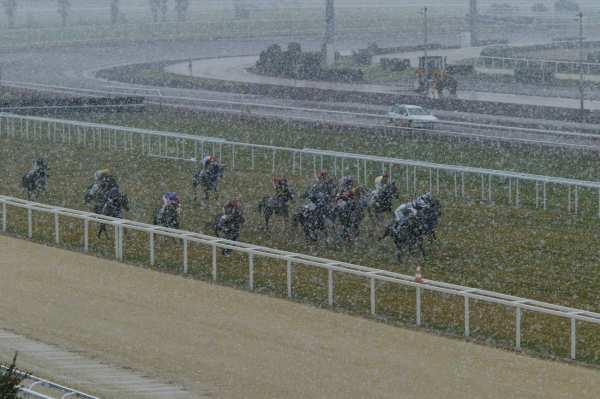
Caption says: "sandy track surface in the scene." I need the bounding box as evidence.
[1,235,600,399]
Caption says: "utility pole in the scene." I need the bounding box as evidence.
[423,7,429,94]
[469,0,478,46]
[324,0,336,66]
[578,11,585,120]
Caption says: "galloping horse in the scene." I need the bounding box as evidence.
[211,201,245,256]
[22,159,49,200]
[366,179,398,220]
[192,156,224,202]
[258,178,295,230]
[153,193,182,229]
[96,187,130,238]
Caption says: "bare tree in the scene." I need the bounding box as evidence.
[57,0,70,27]
[3,0,17,29]
[175,0,189,22]
[110,0,120,25]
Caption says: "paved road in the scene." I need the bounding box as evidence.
[2,236,600,399]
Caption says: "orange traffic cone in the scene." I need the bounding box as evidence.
[415,266,424,283]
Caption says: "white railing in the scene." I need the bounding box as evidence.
[1,194,599,361]
[2,112,600,217]
[0,365,98,399]
[477,56,600,75]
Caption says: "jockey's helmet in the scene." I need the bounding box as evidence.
[95,169,110,180]
[374,176,384,186]
[318,170,328,179]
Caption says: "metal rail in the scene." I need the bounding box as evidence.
[1,195,599,361]
[1,112,599,217]
[477,56,600,74]
[0,365,98,399]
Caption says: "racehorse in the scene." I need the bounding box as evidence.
[210,202,245,255]
[292,197,333,241]
[366,181,398,221]
[331,189,366,241]
[258,180,295,230]
[384,193,442,260]
[192,161,224,202]
[95,188,130,238]
[153,203,181,229]
[22,159,49,200]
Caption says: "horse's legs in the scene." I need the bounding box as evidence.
[97,223,107,239]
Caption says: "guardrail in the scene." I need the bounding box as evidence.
[0,365,98,399]
[1,112,599,217]
[1,194,599,360]
[477,56,600,75]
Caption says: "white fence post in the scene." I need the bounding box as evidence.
[183,238,188,274]
[516,307,522,351]
[416,287,422,326]
[83,219,89,252]
[571,318,577,360]
[27,207,32,238]
[370,278,376,316]
[212,244,217,281]
[287,260,293,298]
[328,269,334,306]
[1,201,6,232]
[249,253,254,290]
[53,211,59,244]
[464,296,470,337]
[149,231,155,266]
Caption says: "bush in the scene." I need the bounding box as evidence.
[320,67,364,83]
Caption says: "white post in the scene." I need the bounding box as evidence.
[212,244,217,281]
[461,172,465,197]
[516,307,522,351]
[27,208,32,238]
[54,211,59,244]
[516,179,520,207]
[287,260,293,298]
[328,269,334,306]
[249,253,254,290]
[568,186,572,212]
[272,150,276,174]
[231,145,236,170]
[114,225,120,260]
[416,287,422,326]
[544,182,548,210]
[2,201,6,232]
[574,186,579,216]
[571,318,577,360]
[370,278,376,316]
[464,296,470,337]
[251,147,255,170]
[183,238,188,274]
[84,219,89,252]
[149,232,155,265]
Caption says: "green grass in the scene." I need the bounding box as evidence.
[2,112,600,363]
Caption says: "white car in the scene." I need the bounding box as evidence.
[387,104,438,129]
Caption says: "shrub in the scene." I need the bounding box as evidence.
[380,58,411,72]
[0,352,27,399]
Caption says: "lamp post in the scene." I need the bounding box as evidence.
[578,11,585,121]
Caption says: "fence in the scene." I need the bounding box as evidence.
[476,56,600,75]
[0,365,98,399]
[1,194,600,361]
[2,112,600,218]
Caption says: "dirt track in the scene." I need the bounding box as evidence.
[1,236,600,399]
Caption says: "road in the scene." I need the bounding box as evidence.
[2,235,600,399]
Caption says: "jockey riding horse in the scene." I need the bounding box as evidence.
[153,192,182,229]
[258,177,295,230]
[332,188,365,241]
[384,192,442,260]
[294,188,333,241]
[22,158,49,200]
[304,170,337,204]
[84,170,128,238]
[212,200,245,256]
[192,155,225,202]
[366,173,398,220]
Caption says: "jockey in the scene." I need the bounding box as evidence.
[339,175,355,193]
[394,203,416,223]
[273,177,290,197]
[223,199,242,216]
[202,155,219,169]
[162,192,181,207]
[373,173,389,197]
